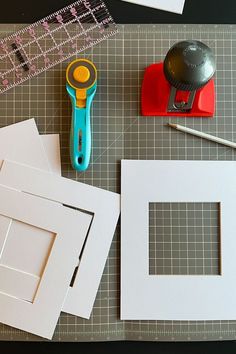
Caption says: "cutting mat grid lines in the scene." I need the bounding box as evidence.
[149,202,220,276]
[0,24,236,341]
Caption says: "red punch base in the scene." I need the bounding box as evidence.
[141,63,215,117]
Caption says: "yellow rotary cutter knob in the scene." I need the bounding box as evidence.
[73,65,90,83]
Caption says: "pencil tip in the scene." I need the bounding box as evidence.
[167,123,177,128]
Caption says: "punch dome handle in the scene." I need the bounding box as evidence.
[164,40,216,91]
[66,59,97,172]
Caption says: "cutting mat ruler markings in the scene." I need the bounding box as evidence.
[0,0,117,94]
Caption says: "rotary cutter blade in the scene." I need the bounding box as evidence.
[66,59,97,171]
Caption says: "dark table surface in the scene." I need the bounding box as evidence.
[1,0,236,353]
[0,0,236,24]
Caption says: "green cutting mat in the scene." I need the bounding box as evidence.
[0,24,236,342]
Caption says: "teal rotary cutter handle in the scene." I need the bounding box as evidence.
[66,59,97,172]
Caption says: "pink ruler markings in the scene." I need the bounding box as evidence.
[0,0,117,93]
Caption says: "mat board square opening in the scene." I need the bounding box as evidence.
[149,202,221,276]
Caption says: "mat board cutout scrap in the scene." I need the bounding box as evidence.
[0,160,120,319]
[0,119,60,175]
[0,185,91,339]
[121,0,185,14]
[121,160,236,320]
[0,119,50,170]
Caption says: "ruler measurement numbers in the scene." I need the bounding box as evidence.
[0,0,117,94]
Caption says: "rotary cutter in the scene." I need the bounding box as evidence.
[66,59,97,171]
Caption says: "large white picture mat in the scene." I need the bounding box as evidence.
[121,160,236,320]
